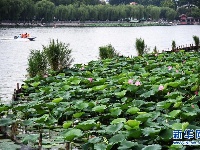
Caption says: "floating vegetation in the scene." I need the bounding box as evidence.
[0,51,200,149]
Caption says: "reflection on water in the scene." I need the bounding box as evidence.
[0,25,200,103]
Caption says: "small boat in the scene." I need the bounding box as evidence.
[14,35,36,41]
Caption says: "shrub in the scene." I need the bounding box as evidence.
[99,44,119,59]
[43,39,74,71]
[193,35,199,52]
[135,38,145,56]
[172,40,176,51]
[153,46,158,53]
[27,50,47,78]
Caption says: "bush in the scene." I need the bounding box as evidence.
[135,38,145,56]
[193,35,199,52]
[172,40,176,51]
[43,39,74,71]
[99,44,119,59]
[27,50,47,78]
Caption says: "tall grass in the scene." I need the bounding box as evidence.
[172,40,176,51]
[99,44,119,59]
[43,39,74,71]
[27,50,47,77]
[135,38,145,56]
[193,35,199,52]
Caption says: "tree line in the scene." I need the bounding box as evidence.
[0,0,199,23]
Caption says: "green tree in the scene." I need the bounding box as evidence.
[35,0,55,22]
[55,5,69,21]
[20,0,35,22]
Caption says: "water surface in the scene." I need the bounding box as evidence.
[0,25,200,103]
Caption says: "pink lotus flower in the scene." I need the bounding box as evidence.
[176,70,179,73]
[195,91,198,95]
[128,79,133,84]
[167,92,170,95]
[81,66,85,70]
[155,53,158,56]
[168,66,172,70]
[88,78,93,82]
[135,81,141,86]
[159,85,164,91]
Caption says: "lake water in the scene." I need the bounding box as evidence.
[0,25,200,104]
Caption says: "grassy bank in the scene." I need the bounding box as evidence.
[0,51,200,150]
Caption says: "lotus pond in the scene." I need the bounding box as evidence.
[0,51,200,150]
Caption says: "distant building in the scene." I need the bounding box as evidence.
[179,14,197,25]
[100,0,109,4]
[130,2,137,5]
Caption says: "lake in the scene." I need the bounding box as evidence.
[0,25,200,104]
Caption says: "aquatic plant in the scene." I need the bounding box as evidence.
[135,38,145,56]
[99,44,119,59]
[172,40,176,51]
[43,39,74,71]
[27,50,47,77]
[193,35,199,52]
[1,51,200,150]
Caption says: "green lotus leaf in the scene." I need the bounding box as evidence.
[109,134,126,144]
[88,137,102,144]
[92,105,106,113]
[168,110,181,118]
[0,118,14,126]
[173,102,182,108]
[52,97,63,103]
[157,101,171,109]
[75,102,89,110]
[127,129,142,138]
[110,108,122,117]
[30,81,40,87]
[70,78,81,85]
[191,85,198,91]
[94,143,107,150]
[127,85,138,92]
[142,127,161,137]
[0,105,9,113]
[115,90,127,98]
[22,134,39,144]
[168,82,180,88]
[126,107,140,114]
[118,140,138,149]
[73,112,85,118]
[76,119,96,130]
[92,85,107,91]
[125,120,140,129]
[105,123,124,134]
[111,118,126,124]
[63,121,72,129]
[171,122,189,131]
[63,129,83,141]
[136,113,152,122]
[159,129,173,141]
[62,85,70,90]
[140,90,155,98]
[142,144,162,150]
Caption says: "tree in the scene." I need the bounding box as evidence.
[55,5,69,21]
[20,0,35,22]
[35,0,55,22]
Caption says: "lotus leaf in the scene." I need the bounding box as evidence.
[142,144,162,150]
[63,121,72,129]
[63,128,83,141]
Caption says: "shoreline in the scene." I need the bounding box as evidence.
[0,21,176,28]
